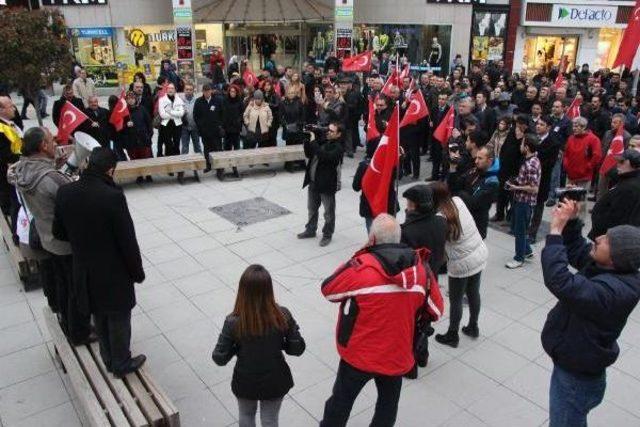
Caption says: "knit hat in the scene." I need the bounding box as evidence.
[607,225,640,272]
[253,89,264,100]
[402,185,434,214]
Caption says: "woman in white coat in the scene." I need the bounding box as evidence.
[431,181,488,348]
[158,83,185,156]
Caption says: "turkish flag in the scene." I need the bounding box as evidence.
[567,97,583,119]
[613,0,640,70]
[153,83,168,116]
[399,63,411,80]
[600,126,625,176]
[381,68,399,97]
[433,105,455,147]
[366,96,381,142]
[400,89,429,128]
[362,105,400,217]
[553,74,565,90]
[57,101,89,145]
[109,91,129,132]
[243,68,258,88]
[342,51,372,73]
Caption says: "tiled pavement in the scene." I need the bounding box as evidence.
[1,113,640,426]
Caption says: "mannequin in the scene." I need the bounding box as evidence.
[428,37,442,68]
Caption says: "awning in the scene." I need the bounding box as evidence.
[192,0,333,23]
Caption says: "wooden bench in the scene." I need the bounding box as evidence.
[114,154,206,184]
[0,214,37,289]
[44,306,180,426]
[209,145,306,180]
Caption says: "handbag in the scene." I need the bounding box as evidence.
[152,114,162,129]
[17,192,42,251]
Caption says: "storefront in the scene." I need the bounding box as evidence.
[469,6,509,65]
[513,1,635,75]
[68,27,118,87]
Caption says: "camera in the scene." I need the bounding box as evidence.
[556,187,588,202]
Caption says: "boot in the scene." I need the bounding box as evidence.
[435,330,459,348]
[461,324,479,338]
[113,354,147,379]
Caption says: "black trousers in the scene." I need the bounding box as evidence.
[320,360,403,427]
[495,183,512,220]
[158,121,181,157]
[402,139,421,178]
[93,311,132,373]
[430,140,443,180]
[224,133,240,151]
[447,272,482,333]
[202,135,222,169]
[305,188,336,237]
[38,257,58,312]
[349,120,360,154]
[50,253,91,344]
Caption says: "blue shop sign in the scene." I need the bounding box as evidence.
[75,27,113,38]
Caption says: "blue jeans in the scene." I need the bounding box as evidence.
[180,127,201,154]
[513,201,532,262]
[549,364,606,427]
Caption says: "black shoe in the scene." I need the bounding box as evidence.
[297,230,316,239]
[461,325,479,338]
[113,354,147,378]
[203,167,212,174]
[233,167,240,178]
[435,331,459,348]
[20,115,28,120]
[41,113,49,118]
[145,176,153,182]
[71,332,99,346]
[587,195,596,202]
[346,152,354,158]
[319,235,332,247]
[136,176,144,184]
[168,172,174,177]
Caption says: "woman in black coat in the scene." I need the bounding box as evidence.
[280,87,306,171]
[262,80,280,147]
[494,124,525,222]
[213,265,305,427]
[222,85,244,151]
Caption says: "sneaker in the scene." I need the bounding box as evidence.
[525,252,534,260]
[545,199,556,207]
[135,176,144,184]
[461,324,479,338]
[506,260,524,269]
[319,235,332,247]
[113,354,147,379]
[297,230,316,239]
[203,167,212,173]
[435,331,459,348]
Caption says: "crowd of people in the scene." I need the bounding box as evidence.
[1,51,640,427]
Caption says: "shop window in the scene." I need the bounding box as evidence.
[522,36,578,76]
[596,29,623,70]
[69,28,117,87]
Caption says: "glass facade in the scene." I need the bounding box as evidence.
[522,35,578,75]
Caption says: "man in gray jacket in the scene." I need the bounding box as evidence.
[8,127,91,344]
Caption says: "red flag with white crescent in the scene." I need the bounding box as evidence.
[57,101,89,145]
[366,96,381,142]
[381,68,399,97]
[399,63,411,80]
[400,89,429,128]
[600,126,625,176]
[613,0,640,70]
[109,90,129,132]
[567,97,583,119]
[243,67,258,88]
[433,105,455,147]
[361,105,400,217]
[153,82,168,116]
[341,51,372,73]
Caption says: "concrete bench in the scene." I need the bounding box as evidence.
[0,214,37,289]
[114,154,206,184]
[209,145,306,180]
[44,306,180,426]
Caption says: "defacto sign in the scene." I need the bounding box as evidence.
[551,4,618,27]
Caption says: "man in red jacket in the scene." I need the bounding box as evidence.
[319,214,443,427]
[562,116,601,219]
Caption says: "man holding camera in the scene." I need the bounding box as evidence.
[297,122,344,247]
[506,135,541,269]
[542,200,640,426]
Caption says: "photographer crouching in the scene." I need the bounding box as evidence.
[541,199,640,427]
[297,122,344,247]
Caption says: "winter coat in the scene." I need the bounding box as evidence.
[80,106,111,148]
[193,95,223,139]
[499,130,524,182]
[585,107,611,141]
[589,169,640,240]
[321,244,443,376]
[318,99,347,127]
[443,197,488,278]
[541,219,640,376]
[116,105,153,149]
[401,210,447,274]
[72,77,96,107]
[243,102,272,135]
[222,96,244,135]
[303,136,344,194]
[53,170,144,315]
[563,131,602,182]
[448,159,500,239]
[536,132,562,203]
[158,94,185,127]
[212,306,305,400]
[487,129,508,158]
[7,155,72,256]
[280,97,305,142]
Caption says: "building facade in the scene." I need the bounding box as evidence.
[512,0,636,75]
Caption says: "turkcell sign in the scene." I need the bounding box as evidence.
[551,4,618,27]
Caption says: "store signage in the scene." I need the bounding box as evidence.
[128,29,146,47]
[73,27,113,38]
[147,30,176,43]
[42,0,107,5]
[173,8,192,20]
[426,0,486,4]
[551,4,618,27]
[176,26,194,60]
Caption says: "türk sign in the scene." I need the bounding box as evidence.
[551,4,618,27]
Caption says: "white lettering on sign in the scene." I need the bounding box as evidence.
[42,0,108,5]
[148,31,176,42]
[550,4,618,27]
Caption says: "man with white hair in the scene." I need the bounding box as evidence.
[319,214,443,426]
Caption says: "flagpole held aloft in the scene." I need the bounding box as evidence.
[394,100,400,218]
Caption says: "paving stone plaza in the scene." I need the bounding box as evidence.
[1,111,640,427]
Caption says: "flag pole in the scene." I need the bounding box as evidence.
[394,100,400,218]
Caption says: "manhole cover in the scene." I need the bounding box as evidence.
[210,197,291,227]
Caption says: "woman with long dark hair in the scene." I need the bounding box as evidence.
[213,265,305,427]
[430,182,488,348]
